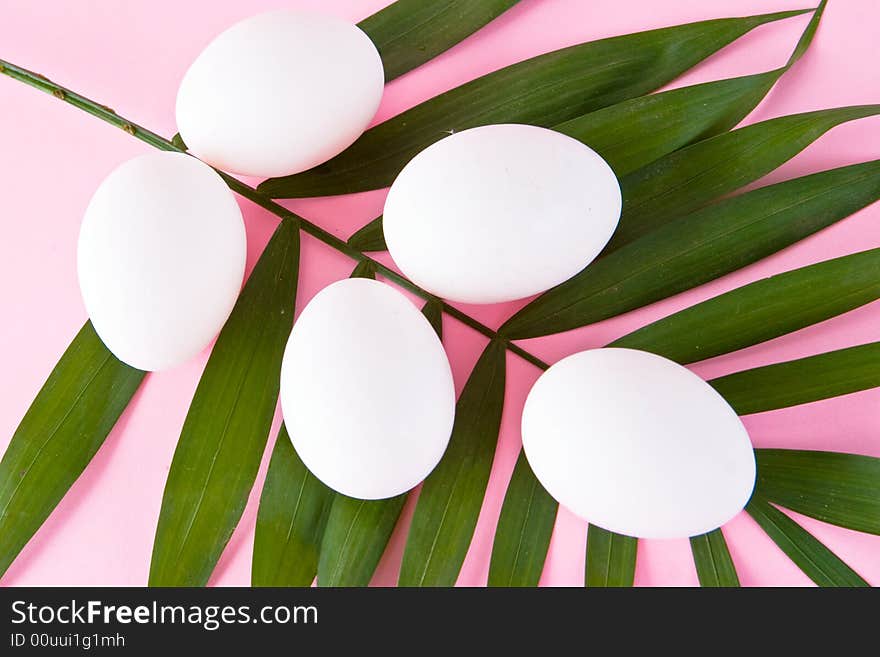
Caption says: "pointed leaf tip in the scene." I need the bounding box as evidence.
[360,0,522,82]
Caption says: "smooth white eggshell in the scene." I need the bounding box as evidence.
[176,10,384,178]
[383,124,622,304]
[521,348,756,538]
[280,278,455,499]
[77,152,246,371]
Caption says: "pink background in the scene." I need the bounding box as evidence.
[1,0,878,587]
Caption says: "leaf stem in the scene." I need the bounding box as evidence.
[0,58,550,371]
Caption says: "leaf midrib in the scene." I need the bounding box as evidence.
[369,1,457,50]
[327,500,367,586]
[172,358,254,573]
[704,535,721,585]
[506,476,538,586]
[752,501,829,584]
[602,531,613,585]
[272,465,312,584]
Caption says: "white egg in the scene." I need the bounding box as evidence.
[176,10,384,178]
[77,152,246,371]
[521,348,756,539]
[280,278,455,499]
[382,124,621,304]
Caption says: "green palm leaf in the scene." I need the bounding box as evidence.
[608,105,880,252]
[690,529,740,587]
[349,259,378,279]
[421,298,444,339]
[755,449,880,535]
[317,494,407,587]
[399,339,506,586]
[361,0,522,82]
[558,0,826,178]
[711,342,880,415]
[251,425,334,587]
[503,159,880,339]
[611,248,880,364]
[0,322,144,577]
[746,494,868,586]
[347,218,388,252]
[556,72,777,178]
[259,8,811,198]
[487,452,557,587]
[149,220,299,586]
[585,525,638,587]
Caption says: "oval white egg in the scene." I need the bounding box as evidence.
[176,10,384,178]
[382,124,622,304]
[521,348,755,538]
[280,278,455,499]
[77,152,246,371]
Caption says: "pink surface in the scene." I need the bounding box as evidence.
[1,0,878,587]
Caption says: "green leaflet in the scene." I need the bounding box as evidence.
[349,259,377,279]
[557,0,826,178]
[610,248,880,365]
[259,8,810,198]
[558,71,780,178]
[317,494,407,587]
[0,322,145,578]
[399,339,506,586]
[755,449,880,535]
[746,494,868,587]
[585,525,637,587]
[711,341,880,416]
[503,159,880,339]
[348,217,387,253]
[252,425,334,587]
[149,220,299,586]
[690,529,740,587]
[360,0,521,82]
[487,452,557,587]
[347,5,825,253]
[608,104,880,252]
